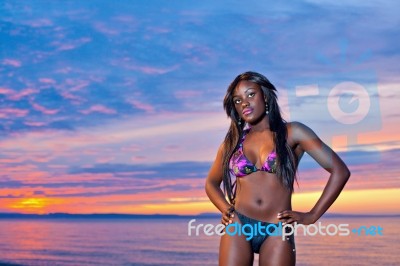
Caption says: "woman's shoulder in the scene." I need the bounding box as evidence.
[286,121,306,132]
[217,141,228,156]
[286,121,319,143]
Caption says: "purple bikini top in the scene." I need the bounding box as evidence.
[229,128,277,177]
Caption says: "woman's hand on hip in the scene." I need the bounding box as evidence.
[221,205,235,226]
[277,210,317,225]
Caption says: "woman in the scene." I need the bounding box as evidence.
[205,71,350,266]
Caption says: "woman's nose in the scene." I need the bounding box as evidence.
[242,101,249,107]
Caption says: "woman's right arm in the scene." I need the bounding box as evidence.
[205,143,235,225]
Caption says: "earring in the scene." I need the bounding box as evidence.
[238,118,242,125]
[265,103,269,115]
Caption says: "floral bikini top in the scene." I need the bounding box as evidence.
[229,128,277,178]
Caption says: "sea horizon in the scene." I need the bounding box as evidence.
[0,212,399,219]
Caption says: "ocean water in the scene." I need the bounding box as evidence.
[0,217,398,266]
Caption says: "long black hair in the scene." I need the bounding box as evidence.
[222,71,297,204]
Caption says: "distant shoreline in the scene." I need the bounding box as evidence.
[0,213,399,219]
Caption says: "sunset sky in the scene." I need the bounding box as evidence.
[1,1,399,215]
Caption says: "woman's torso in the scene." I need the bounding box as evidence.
[231,123,303,223]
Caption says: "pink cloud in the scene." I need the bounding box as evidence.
[28,155,53,163]
[136,65,179,74]
[121,145,141,152]
[54,37,92,51]
[112,59,179,74]
[26,18,53,28]
[0,88,38,101]
[24,121,46,127]
[31,102,59,115]
[60,91,85,104]
[58,44,76,51]
[128,99,155,113]
[60,79,90,91]
[0,108,29,118]
[8,88,38,101]
[69,81,90,91]
[81,104,117,115]
[93,22,119,35]
[39,78,56,84]
[56,79,90,104]
[0,156,25,164]
[0,87,15,95]
[96,156,115,163]
[132,156,146,162]
[2,59,21,67]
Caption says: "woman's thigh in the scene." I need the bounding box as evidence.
[219,215,254,266]
[258,235,296,266]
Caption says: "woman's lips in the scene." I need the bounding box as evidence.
[242,108,253,115]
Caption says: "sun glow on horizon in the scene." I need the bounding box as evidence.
[10,198,46,213]
[133,188,400,215]
[2,188,399,215]
[7,198,65,214]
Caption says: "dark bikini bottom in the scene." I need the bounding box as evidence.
[232,210,296,254]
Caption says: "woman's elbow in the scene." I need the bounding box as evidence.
[342,166,351,181]
[204,180,210,195]
[204,179,213,197]
[205,178,220,196]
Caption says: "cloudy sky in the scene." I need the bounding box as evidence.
[0,0,399,214]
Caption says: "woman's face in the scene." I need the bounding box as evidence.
[232,80,266,124]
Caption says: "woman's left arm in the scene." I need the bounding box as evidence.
[278,121,351,225]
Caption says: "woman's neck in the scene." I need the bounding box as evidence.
[248,117,270,132]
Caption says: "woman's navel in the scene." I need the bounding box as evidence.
[256,198,263,205]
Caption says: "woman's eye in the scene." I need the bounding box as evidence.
[234,99,241,104]
[248,92,255,98]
